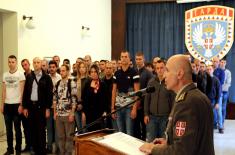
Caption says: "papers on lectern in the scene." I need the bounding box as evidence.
[92,132,145,155]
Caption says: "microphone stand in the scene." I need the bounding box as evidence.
[73,95,143,135]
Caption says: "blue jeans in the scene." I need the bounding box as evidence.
[211,98,223,129]
[116,107,134,136]
[75,111,84,133]
[222,92,229,123]
[146,115,168,142]
[4,104,22,152]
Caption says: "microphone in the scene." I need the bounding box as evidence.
[126,86,155,98]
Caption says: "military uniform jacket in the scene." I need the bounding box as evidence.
[152,83,215,155]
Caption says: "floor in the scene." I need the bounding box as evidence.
[0,120,235,155]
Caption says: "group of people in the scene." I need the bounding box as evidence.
[191,57,231,134]
[0,51,231,155]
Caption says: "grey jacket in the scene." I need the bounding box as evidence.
[144,77,175,116]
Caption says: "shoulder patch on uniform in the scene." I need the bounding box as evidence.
[175,121,186,137]
[176,92,187,102]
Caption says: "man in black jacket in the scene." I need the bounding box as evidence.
[23,57,53,155]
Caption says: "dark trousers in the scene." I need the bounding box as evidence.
[134,108,146,140]
[28,104,46,155]
[21,114,32,149]
[3,104,22,152]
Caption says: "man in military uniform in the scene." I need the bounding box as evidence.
[139,54,214,155]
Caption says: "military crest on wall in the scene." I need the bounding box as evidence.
[185,5,234,63]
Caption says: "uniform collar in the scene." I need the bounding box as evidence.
[175,83,196,102]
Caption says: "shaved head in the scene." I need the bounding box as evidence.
[167,55,192,80]
[164,54,193,93]
[33,57,42,71]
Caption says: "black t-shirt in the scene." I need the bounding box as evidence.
[113,67,139,93]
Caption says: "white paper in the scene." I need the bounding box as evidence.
[92,132,145,155]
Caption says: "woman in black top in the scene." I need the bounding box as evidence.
[82,64,108,132]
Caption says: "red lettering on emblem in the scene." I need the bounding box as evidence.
[175,121,186,137]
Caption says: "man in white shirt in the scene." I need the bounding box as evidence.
[1,55,25,155]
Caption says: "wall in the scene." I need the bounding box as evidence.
[0,0,111,65]
[0,13,4,136]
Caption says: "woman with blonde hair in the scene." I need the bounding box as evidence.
[74,61,89,132]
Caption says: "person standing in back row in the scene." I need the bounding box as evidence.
[111,51,140,136]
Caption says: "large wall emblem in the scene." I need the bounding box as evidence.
[185,5,234,63]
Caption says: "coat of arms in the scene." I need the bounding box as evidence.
[185,5,234,63]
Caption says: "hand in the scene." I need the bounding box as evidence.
[139,143,155,154]
[24,109,28,118]
[215,103,219,110]
[68,114,75,122]
[152,138,167,145]
[18,105,23,114]
[144,116,150,125]
[0,104,4,114]
[111,109,117,120]
[45,109,50,118]
[130,108,137,119]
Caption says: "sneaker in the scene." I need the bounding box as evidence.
[3,151,14,155]
[219,128,224,134]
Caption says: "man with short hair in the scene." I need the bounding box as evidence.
[1,55,25,155]
[152,57,160,70]
[53,55,61,73]
[21,59,31,76]
[23,57,53,155]
[197,61,210,94]
[134,52,153,140]
[41,59,49,73]
[103,62,118,130]
[144,59,174,142]
[99,60,106,79]
[84,55,92,69]
[21,59,33,153]
[220,58,231,124]
[212,57,224,132]
[206,65,221,133]
[111,51,140,136]
[47,60,61,153]
[140,55,214,155]
[54,64,77,155]
[111,59,118,72]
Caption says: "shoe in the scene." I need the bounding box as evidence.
[219,128,224,134]
[3,151,14,155]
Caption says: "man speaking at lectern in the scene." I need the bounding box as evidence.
[139,55,214,155]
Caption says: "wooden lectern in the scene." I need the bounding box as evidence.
[74,129,125,155]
